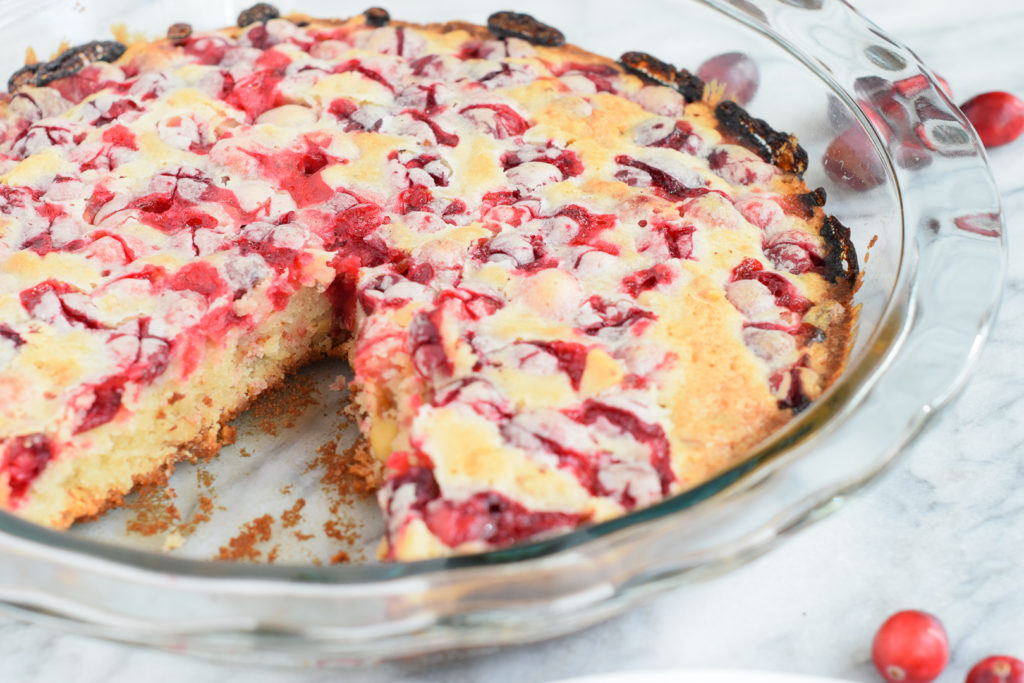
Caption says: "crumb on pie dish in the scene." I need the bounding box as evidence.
[0,5,858,561]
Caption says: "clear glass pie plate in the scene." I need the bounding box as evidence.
[0,0,1006,666]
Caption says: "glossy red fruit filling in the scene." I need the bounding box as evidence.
[245,142,337,208]
[966,656,1024,683]
[436,288,504,320]
[457,103,530,138]
[397,184,433,214]
[358,273,410,314]
[871,610,949,683]
[556,62,618,93]
[112,318,171,385]
[75,376,125,435]
[581,296,656,336]
[406,110,459,147]
[822,126,886,191]
[615,155,711,200]
[652,219,695,260]
[572,400,674,494]
[20,279,103,329]
[560,204,618,253]
[730,258,812,314]
[334,60,395,93]
[169,261,228,301]
[0,324,24,348]
[385,464,441,515]
[526,340,590,390]
[772,355,812,413]
[961,91,1024,148]
[502,144,583,179]
[423,491,584,548]
[224,67,287,120]
[696,52,759,105]
[622,264,674,298]
[501,421,609,498]
[2,433,54,501]
[407,309,451,377]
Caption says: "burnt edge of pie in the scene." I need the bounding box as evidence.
[618,51,705,104]
[237,3,280,28]
[820,215,859,285]
[167,22,193,43]
[8,40,127,93]
[364,7,391,28]
[487,11,566,47]
[714,100,808,177]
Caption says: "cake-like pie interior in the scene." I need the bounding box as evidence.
[0,8,856,560]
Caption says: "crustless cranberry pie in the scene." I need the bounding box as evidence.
[0,6,857,560]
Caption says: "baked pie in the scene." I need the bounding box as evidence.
[0,6,857,560]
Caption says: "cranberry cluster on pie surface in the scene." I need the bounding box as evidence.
[0,8,855,560]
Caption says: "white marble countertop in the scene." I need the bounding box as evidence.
[4,0,1024,680]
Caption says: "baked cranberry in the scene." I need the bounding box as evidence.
[407,309,451,377]
[966,656,1024,683]
[0,323,24,348]
[75,378,125,434]
[2,433,53,500]
[526,340,589,390]
[622,264,674,298]
[960,91,1024,148]
[696,52,759,105]
[823,126,886,191]
[424,491,583,548]
[457,103,530,138]
[872,610,949,683]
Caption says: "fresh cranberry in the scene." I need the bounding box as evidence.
[894,74,952,100]
[966,656,1024,683]
[822,126,886,191]
[696,52,759,105]
[960,91,1024,148]
[872,610,949,683]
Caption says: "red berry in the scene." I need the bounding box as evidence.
[696,52,759,105]
[966,656,1024,683]
[872,610,949,683]
[822,126,886,191]
[960,91,1024,148]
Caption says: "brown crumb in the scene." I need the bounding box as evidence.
[279,484,293,495]
[280,498,305,528]
[239,447,252,458]
[216,514,274,561]
[309,437,382,515]
[324,518,359,543]
[219,424,237,445]
[293,530,314,541]
[168,392,184,404]
[248,372,320,437]
[125,484,182,537]
[329,550,350,564]
[267,544,280,564]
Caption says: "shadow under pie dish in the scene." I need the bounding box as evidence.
[0,3,859,560]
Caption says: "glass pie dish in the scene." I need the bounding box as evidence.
[0,0,1006,666]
